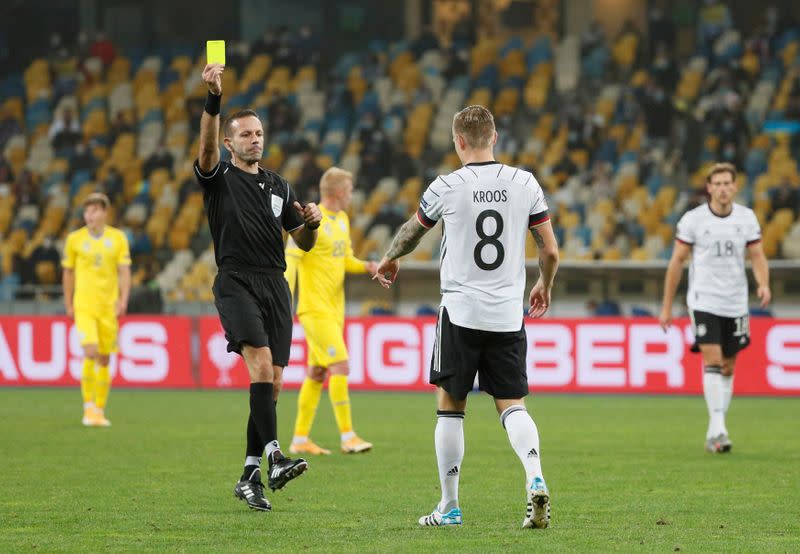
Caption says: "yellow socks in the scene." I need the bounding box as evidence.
[81,358,95,405]
[95,363,111,409]
[293,378,323,440]
[329,374,353,438]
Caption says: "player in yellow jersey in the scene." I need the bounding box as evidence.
[62,193,131,427]
[285,167,378,455]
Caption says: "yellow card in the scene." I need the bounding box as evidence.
[206,40,226,65]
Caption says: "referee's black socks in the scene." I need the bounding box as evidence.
[249,382,280,464]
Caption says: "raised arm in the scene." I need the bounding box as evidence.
[659,241,693,330]
[747,241,771,308]
[528,221,560,318]
[198,64,224,174]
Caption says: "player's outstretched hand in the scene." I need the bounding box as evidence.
[364,260,379,277]
[757,285,772,308]
[373,257,398,289]
[293,201,322,229]
[658,308,672,332]
[202,64,224,95]
[528,279,550,318]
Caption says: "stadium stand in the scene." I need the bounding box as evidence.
[1,19,799,304]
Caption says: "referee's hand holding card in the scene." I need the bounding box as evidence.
[293,201,322,230]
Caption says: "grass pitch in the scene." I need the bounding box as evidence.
[1,389,798,552]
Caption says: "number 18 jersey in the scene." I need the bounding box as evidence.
[417,161,549,332]
[675,202,761,318]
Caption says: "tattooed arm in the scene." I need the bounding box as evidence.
[386,216,430,260]
[373,215,431,288]
[528,220,559,318]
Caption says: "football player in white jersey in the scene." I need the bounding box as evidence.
[374,105,560,529]
[660,162,771,453]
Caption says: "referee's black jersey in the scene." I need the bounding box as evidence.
[194,160,305,271]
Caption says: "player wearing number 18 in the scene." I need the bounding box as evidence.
[660,162,771,454]
[374,105,560,529]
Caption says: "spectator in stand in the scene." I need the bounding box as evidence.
[26,235,61,286]
[639,82,674,146]
[357,114,391,192]
[697,0,733,57]
[142,142,174,178]
[770,178,800,218]
[89,31,116,67]
[413,26,440,57]
[392,147,418,183]
[651,43,679,91]
[99,167,124,205]
[108,111,134,147]
[14,169,38,206]
[69,142,98,180]
[295,151,324,203]
[443,48,468,81]
[647,6,676,58]
[274,26,298,71]
[253,28,279,57]
[580,20,605,58]
[75,31,91,63]
[49,108,82,150]
[295,25,321,67]
[268,94,298,135]
[51,46,79,105]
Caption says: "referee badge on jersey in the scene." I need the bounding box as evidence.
[270,193,283,217]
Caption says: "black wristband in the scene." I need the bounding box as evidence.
[305,221,320,230]
[204,92,221,116]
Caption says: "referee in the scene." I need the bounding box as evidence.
[195,63,322,512]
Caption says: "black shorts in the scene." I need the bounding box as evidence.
[212,268,293,366]
[429,307,528,401]
[690,310,751,358]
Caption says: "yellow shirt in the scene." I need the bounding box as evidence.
[62,226,131,310]
[285,205,366,320]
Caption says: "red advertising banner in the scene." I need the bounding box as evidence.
[198,317,800,396]
[0,316,194,387]
[1,315,797,394]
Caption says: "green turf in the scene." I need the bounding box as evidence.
[1,389,798,552]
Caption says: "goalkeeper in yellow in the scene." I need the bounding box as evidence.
[62,193,131,427]
[285,168,377,455]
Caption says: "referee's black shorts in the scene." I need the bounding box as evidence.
[429,307,529,401]
[212,267,293,366]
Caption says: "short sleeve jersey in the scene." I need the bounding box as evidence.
[62,225,131,309]
[675,202,761,317]
[417,161,549,332]
[194,160,304,271]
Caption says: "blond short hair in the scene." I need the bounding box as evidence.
[706,162,737,184]
[452,105,496,149]
[83,192,110,210]
[320,167,353,196]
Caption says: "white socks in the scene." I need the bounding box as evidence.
[721,374,734,413]
[501,405,543,488]
[434,410,464,513]
[703,366,727,438]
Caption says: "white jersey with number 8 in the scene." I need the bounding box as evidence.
[417,161,549,332]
